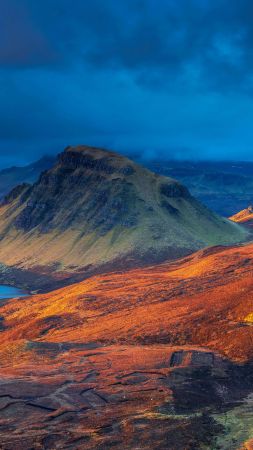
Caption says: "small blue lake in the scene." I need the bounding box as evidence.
[0,285,27,300]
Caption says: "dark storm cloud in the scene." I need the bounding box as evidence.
[1,0,253,164]
[81,0,253,92]
[0,0,56,67]
[4,0,253,91]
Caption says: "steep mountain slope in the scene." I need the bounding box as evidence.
[230,205,253,227]
[0,146,247,286]
[1,242,253,448]
[0,156,55,199]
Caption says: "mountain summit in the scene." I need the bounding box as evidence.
[0,145,248,286]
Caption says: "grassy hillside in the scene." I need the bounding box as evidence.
[0,146,248,285]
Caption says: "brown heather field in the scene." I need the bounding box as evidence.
[0,242,253,448]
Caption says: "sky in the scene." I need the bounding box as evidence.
[1,0,253,166]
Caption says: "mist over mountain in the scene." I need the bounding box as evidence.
[142,159,253,217]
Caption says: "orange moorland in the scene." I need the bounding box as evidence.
[0,242,253,448]
[230,205,253,227]
[1,242,253,362]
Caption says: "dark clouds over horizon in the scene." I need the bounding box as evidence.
[1,0,253,166]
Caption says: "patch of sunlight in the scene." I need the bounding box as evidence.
[244,313,253,323]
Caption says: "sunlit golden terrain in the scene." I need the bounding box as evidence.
[231,206,253,228]
[0,242,253,448]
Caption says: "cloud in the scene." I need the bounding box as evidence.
[0,0,57,67]
[79,0,253,93]
[2,0,253,90]
[1,0,253,164]
[9,0,252,93]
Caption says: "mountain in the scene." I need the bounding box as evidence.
[230,205,253,227]
[142,159,253,216]
[0,145,248,290]
[0,155,56,199]
[1,155,253,220]
[0,242,253,448]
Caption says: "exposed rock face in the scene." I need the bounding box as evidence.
[14,168,138,235]
[0,145,248,282]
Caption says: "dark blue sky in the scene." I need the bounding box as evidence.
[1,0,253,166]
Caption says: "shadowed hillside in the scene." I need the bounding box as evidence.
[0,146,248,291]
[144,159,253,217]
[0,156,55,199]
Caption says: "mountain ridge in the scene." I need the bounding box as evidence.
[0,145,248,289]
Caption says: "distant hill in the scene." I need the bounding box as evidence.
[0,145,247,289]
[230,205,253,228]
[142,159,253,217]
[0,156,56,199]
